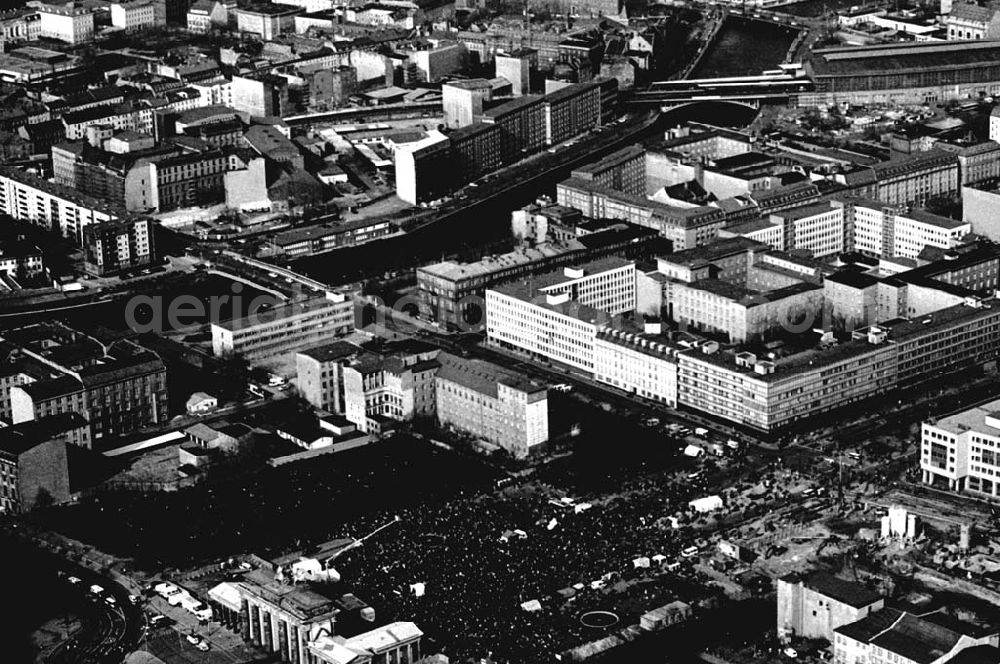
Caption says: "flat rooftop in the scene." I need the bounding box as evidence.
[810,40,1000,77]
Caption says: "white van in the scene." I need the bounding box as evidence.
[681,545,700,558]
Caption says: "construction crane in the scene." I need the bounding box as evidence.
[327,516,403,565]
[279,516,402,584]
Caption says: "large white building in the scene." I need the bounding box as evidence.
[851,201,970,260]
[770,203,847,258]
[110,0,158,31]
[593,325,679,407]
[921,396,1000,498]
[0,166,120,244]
[34,2,94,44]
[486,257,637,372]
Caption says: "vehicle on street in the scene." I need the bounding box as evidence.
[90,584,104,595]
[67,576,81,585]
[105,596,117,606]
[681,546,700,558]
[784,648,799,659]
[186,634,201,645]
[196,641,211,652]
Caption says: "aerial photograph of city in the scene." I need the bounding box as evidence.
[8,0,1000,662]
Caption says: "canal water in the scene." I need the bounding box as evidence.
[690,16,798,78]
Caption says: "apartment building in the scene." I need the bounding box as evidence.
[436,352,548,458]
[231,74,288,118]
[62,104,140,141]
[186,0,229,32]
[6,324,167,446]
[570,145,645,197]
[448,122,503,184]
[0,165,121,244]
[0,413,78,513]
[481,96,546,164]
[35,2,94,44]
[82,217,156,276]
[211,294,354,361]
[777,572,884,643]
[543,81,601,146]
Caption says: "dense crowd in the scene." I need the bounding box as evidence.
[333,468,711,663]
[43,433,797,663]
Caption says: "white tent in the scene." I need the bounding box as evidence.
[683,445,704,458]
[688,495,723,513]
[547,518,558,531]
[574,502,593,514]
[521,599,542,612]
[409,582,426,597]
[632,557,651,569]
[652,554,667,564]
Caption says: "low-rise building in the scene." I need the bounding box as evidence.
[211,294,355,361]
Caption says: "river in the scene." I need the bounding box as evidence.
[691,16,798,79]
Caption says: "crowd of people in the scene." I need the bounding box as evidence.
[331,465,719,663]
[43,429,822,664]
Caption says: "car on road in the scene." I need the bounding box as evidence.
[551,383,572,392]
[105,596,117,606]
[186,634,202,646]
[783,648,798,659]
[154,582,180,598]
[196,641,211,651]
[67,576,81,585]
[149,615,174,629]
[90,584,105,595]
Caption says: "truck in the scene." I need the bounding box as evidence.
[694,427,709,437]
